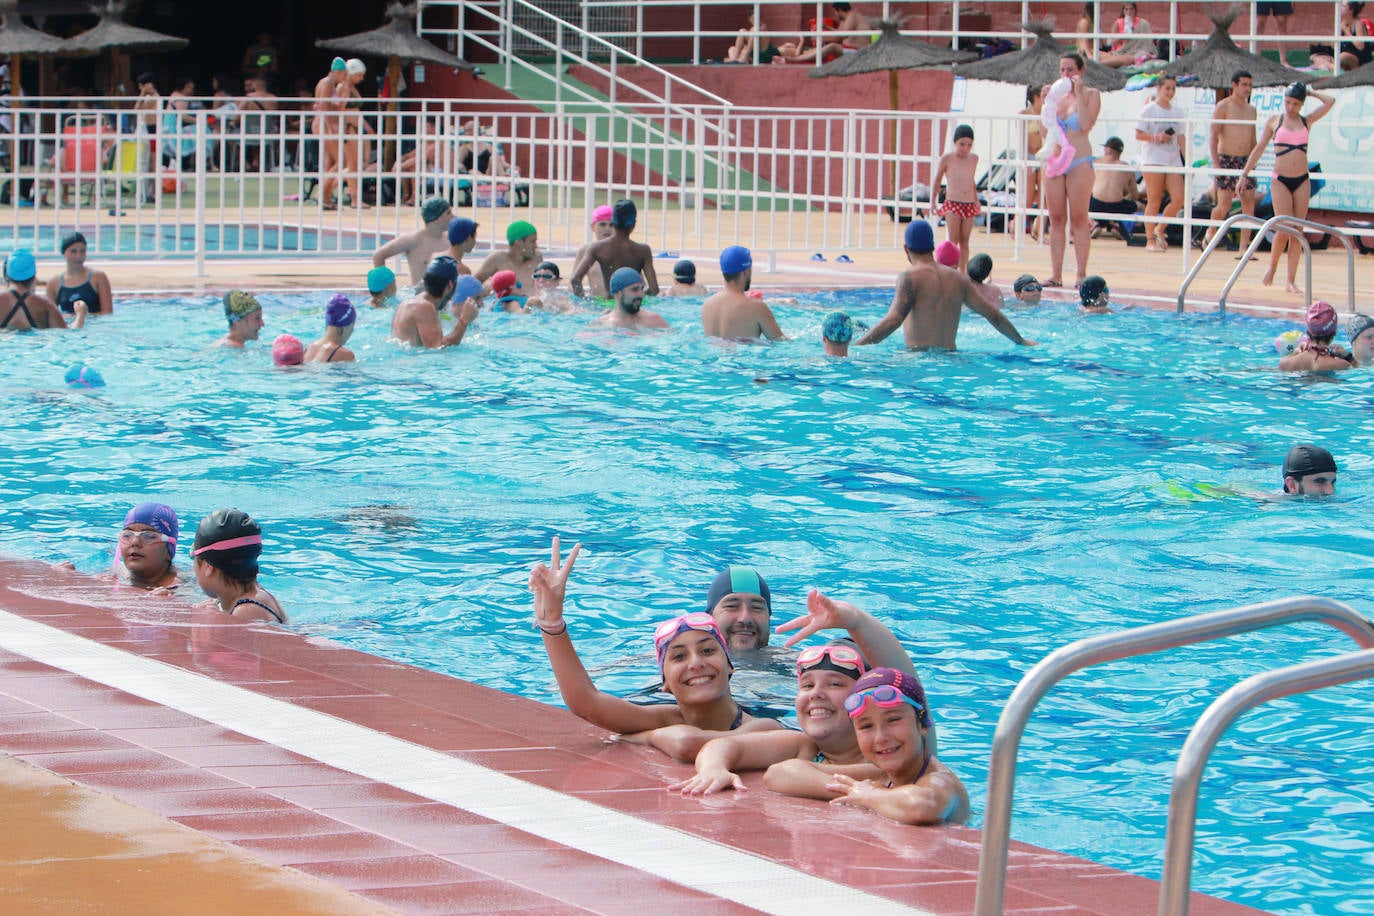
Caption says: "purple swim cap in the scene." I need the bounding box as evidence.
[325,293,356,328]
[123,502,179,560]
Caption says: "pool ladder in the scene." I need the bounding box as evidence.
[1176,215,1357,315]
[973,596,1374,916]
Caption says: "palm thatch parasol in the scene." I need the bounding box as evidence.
[0,0,69,169]
[810,19,976,196]
[955,21,1128,91]
[1318,58,1374,89]
[61,2,188,95]
[1159,7,1312,88]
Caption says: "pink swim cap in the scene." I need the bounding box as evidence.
[272,334,304,366]
[1305,300,1338,338]
[591,205,613,225]
[934,240,960,267]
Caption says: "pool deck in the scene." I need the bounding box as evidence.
[73,204,1372,323]
[0,555,1268,915]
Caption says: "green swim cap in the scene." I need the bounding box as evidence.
[331,57,346,71]
[506,220,537,244]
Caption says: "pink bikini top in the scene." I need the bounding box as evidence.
[1275,118,1309,157]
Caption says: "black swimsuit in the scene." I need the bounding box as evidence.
[56,270,101,315]
[0,290,35,330]
[233,596,285,623]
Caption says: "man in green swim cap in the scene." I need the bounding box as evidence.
[475,220,542,294]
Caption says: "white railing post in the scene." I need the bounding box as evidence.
[194,112,207,278]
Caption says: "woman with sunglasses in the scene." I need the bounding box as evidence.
[670,589,921,797]
[113,502,182,591]
[828,667,968,824]
[530,537,779,762]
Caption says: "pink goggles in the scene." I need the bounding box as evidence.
[653,612,730,670]
[191,534,262,556]
[844,684,925,719]
[796,644,867,678]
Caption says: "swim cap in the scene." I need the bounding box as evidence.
[534,260,560,279]
[330,57,347,71]
[419,196,451,224]
[491,270,518,297]
[706,565,771,614]
[1347,313,1374,346]
[345,58,366,76]
[60,230,87,254]
[904,220,935,253]
[611,198,637,230]
[191,508,263,580]
[1079,275,1109,305]
[609,267,642,295]
[720,245,752,275]
[846,667,932,728]
[454,274,484,303]
[653,613,732,676]
[591,204,613,225]
[124,502,179,560]
[506,220,537,244]
[425,255,459,287]
[952,124,974,142]
[366,266,396,294]
[447,216,478,245]
[1305,300,1338,337]
[796,638,868,680]
[6,248,36,282]
[822,311,854,343]
[1285,81,1307,101]
[1283,444,1337,482]
[222,289,261,323]
[1013,273,1041,293]
[325,293,356,327]
[673,259,696,283]
[272,333,304,366]
[64,364,105,389]
[934,240,960,267]
[968,253,993,283]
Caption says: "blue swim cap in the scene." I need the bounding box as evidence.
[124,502,179,560]
[425,255,459,287]
[609,267,643,294]
[904,221,935,253]
[447,217,478,245]
[822,311,854,344]
[719,245,752,275]
[454,274,484,302]
[64,364,105,389]
[325,293,356,327]
[706,565,771,613]
[366,266,395,294]
[6,248,36,282]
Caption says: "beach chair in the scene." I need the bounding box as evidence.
[54,115,112,205]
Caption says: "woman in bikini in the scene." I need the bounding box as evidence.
[1019,85,1045,241]
[304,293,357,363]
[1135,75,1186,252]
[1043,52,1102,289]
[1239,83,1335,295]
[339,59,372,209]
[191,508,286,624]
[529,537,780,763]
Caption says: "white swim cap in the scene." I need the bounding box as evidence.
[346,58,366,76]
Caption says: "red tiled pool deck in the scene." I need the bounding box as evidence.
[0,556,1266,915]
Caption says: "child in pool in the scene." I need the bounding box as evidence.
[191,508,286,624]
[530,537,780,762]
[931,125,981,272]
[827,667,969,825]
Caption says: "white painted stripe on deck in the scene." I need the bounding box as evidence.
[0,610,934,916]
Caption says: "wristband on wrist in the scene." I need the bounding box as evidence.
[538,620,567,636]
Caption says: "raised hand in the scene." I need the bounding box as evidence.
[774,588,858,648]
[529,535,581,630]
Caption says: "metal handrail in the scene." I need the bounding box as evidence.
[1216,216,1356,315]
[973,596,1374,916]
[1175,212,1268,314]
[1158,647,1374,915]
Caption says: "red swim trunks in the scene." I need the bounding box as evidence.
[937,199,982,219]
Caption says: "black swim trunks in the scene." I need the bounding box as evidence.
[1256,2,1294,15]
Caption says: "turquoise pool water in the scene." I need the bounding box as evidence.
[2,290,1372,914]
[0,224,384,255]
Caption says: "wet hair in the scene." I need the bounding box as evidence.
[1352,2,1366,15]
[1026,84,1042,104]
[1060,51,1086,71]
[952,124,974,143]
[1231,69,1252,84]
[422,271,452,297]
[967,253,993,283]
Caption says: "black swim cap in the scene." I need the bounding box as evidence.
[1282,444,1337,483]
[673,259,696,282]
[967,253,992,282]
[612,198,637,230]
[953,124,974,143]
[192,508,262,581]
[1285,82,1307,101]
[1079,275,1109,305]
[60,231,87,254]
[535,260,560,279]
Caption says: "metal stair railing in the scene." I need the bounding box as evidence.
[973,596,1374,916]
[1158,647,1374,915]
[1177,214,1355,315]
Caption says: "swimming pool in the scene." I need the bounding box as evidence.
[0,223,384,255]
[2,290,1372,914]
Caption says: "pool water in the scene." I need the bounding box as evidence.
[3,290,1373,915]
[0,224,384,255]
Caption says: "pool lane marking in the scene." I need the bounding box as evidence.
[0,610,934,916]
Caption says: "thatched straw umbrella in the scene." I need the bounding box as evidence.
[1318,58,1374,89]
[0,0,69,173]
[1159,8,1312,88]
[810,19,976,196]
[60,1,188,96]
[955,22,1128,91]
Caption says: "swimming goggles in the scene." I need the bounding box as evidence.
[653,612,729,668]
[844,684,925,719]
[795,644,867,678]
[1021,281,1042,293]
[118,529,173,547]
[532,272,557,281]
[190,534,262,556]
